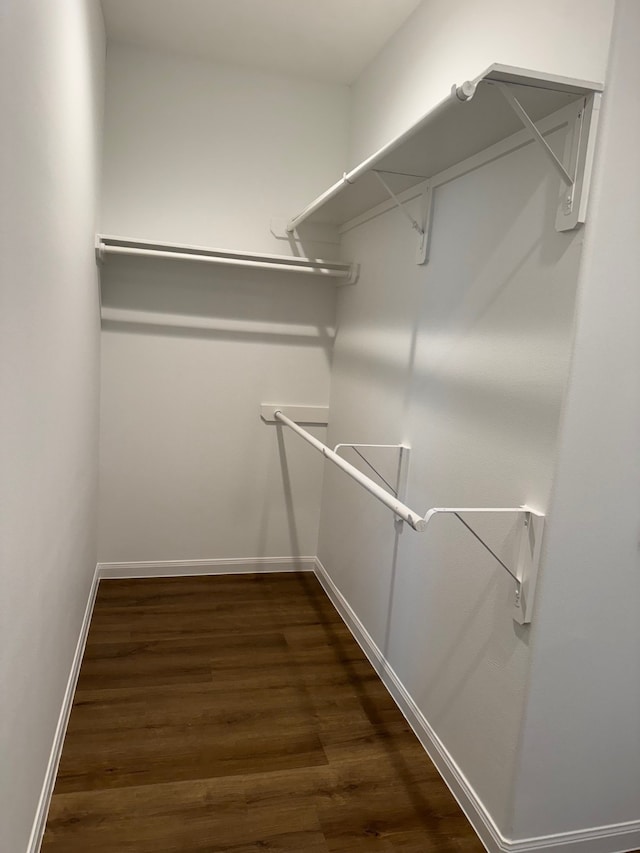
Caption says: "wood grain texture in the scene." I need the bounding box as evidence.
[43,572,483,852]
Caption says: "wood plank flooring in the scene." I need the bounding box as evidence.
[43,572,484,852]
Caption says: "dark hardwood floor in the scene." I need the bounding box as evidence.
[43,572,484,852]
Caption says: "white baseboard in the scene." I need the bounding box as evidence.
[97,556,317,578]
[506,824,640,853]
[312,557,640,853]
[26,563,101,853]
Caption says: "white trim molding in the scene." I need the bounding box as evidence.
[96,556,317,578]
[504,823,640,853]
[26,563,101,853]
[312,557,640,853]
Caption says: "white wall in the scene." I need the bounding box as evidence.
[99,261,333,562]
[101,43,349,252]
[510,0,640,839]
[98,45,349,562]
[0,1,104,851]
[316,0,617,842]
[349,0,614,165]
[318,123,584,833]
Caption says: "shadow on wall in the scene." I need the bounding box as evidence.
[99,255,336,361]
[274,425,303,561]
[334,217,579,462]
[412,558,530,730]
[392,124,581,428]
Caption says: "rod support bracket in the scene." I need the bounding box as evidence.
[512,508,544,625]
[333,443,411,511]
[455,80,477,102]
[423,506,545,623]
[346,262,361,285]
[95,237,105,264]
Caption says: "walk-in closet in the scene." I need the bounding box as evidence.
[3,2,639,852]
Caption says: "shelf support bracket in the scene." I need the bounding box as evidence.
[373,171,431,265]
[95,236,106,264]
[495,83,575,187]
[373,171,425,235]
[425,507,544,624]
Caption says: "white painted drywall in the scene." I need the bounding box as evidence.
[98,45,349,562]
[101,42,349,251]
[0,1,105,850]
[99,261,334,562]
[317,121,585,832]
[100,0,422,85]
[510,0,640,838]
[349,0,614,165]
[316,0,618,839]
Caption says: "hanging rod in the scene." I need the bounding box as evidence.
[95,235,357,281]
[273,411,534,532]
[273,410,427,530]
[272,410,544,623]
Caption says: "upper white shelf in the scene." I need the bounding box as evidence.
[286,64,604,233]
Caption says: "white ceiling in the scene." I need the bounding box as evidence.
[100,0,422,85]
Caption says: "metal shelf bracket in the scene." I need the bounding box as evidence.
[373,172,432,264]
[425,507,544,624]
[373,171,424,234]
[495,82,574,186]
[494,83,601,231]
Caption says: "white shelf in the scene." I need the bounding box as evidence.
[287,64,603,234]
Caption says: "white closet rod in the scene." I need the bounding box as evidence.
[99,244,348,277]
[96,239,352,279]
[274,410,427,530]
[274,410,534,534]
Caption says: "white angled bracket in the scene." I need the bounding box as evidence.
[373,171,431,264]
[424,507,544,624]
[333,443,411,509]
[494,83,600,232]
[496,83,574,186]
